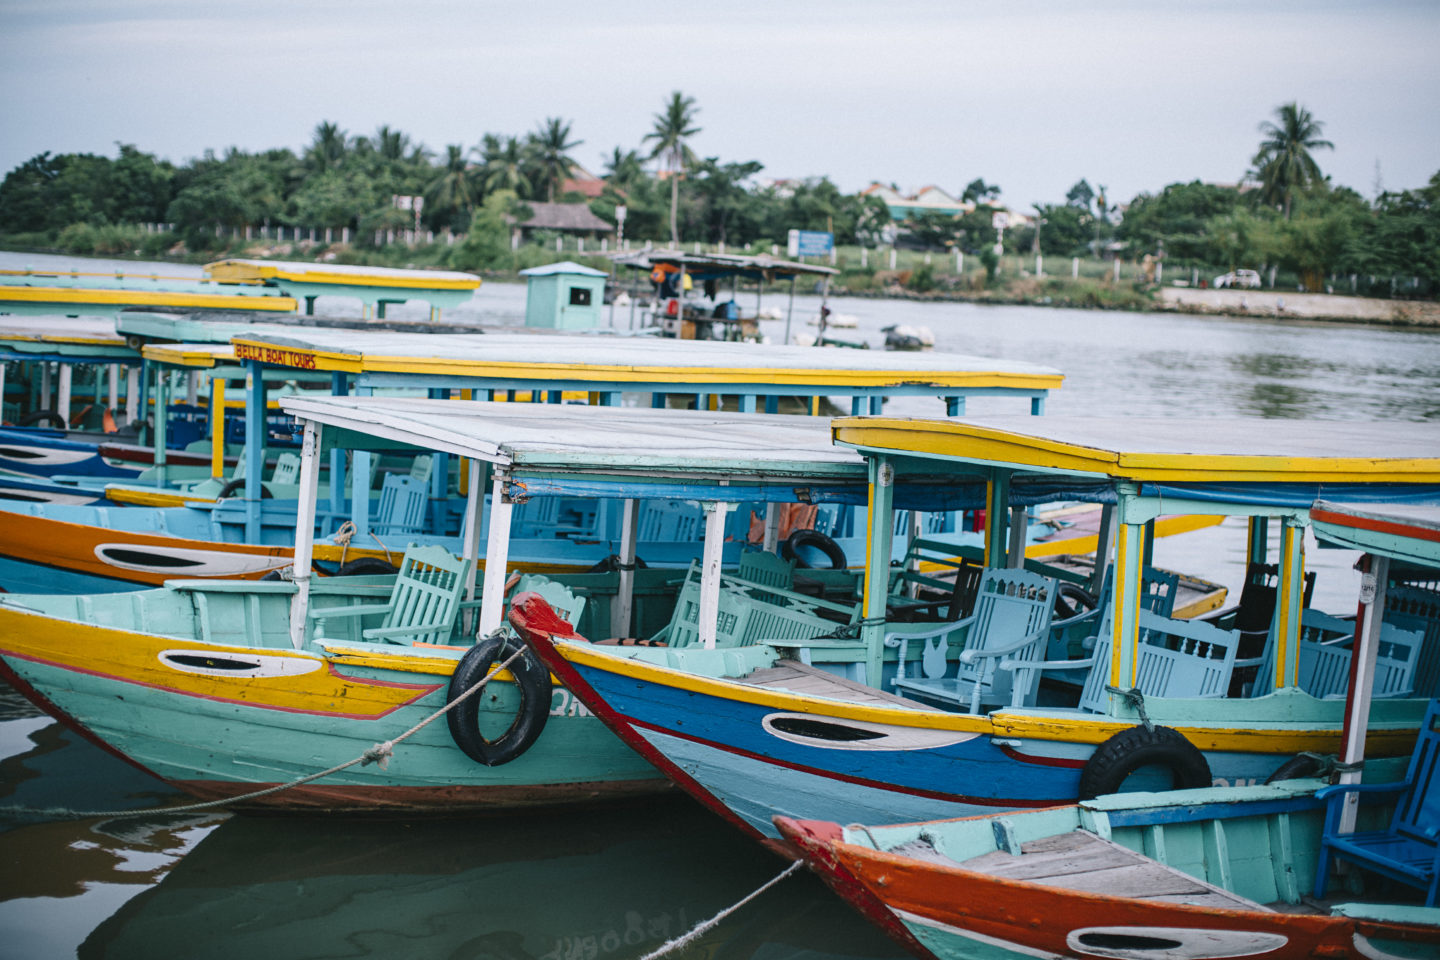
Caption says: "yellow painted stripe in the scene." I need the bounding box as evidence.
[0,286,297,312]
[226,338,1067,389]
[1025,514,1224,558]
[834,419,1440,483]
[0,332,126,346]
[206,262,480,290]
[142,344,237,368]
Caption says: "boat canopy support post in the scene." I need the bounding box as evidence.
[762,503,782,553]
[57,363,72,426]
[125,366,140,426]
[1092,504,1116,594]
[1007,507,1028,569]
[39,361,51,412]
[288,419,323,649]
[698,501,731,649]
[209,377,225,478]
[350,384,372,538]
[329,373,348,519]
[946,396,965,417]
[460,458,484,635]
[107,364,119,411]
[478,474,514,637]
[861,456,896,686]
[1030,393,1046,416]
[984,471,1011,568]
[426,387,450,533]
[1338,554,1389,834]
[244,359,264,543]
[0,363,5,417]
[1110,484,1146,710]
[152,367,169,488]
[611,498,640,640]
[1248,517,1271,566]
[1142,519,1156,568]
[1275,517,1307,690]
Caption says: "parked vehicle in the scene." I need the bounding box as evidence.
[1214,269,1262,288]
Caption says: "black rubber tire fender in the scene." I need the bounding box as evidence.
[781,529,847,570]
[334,557,399,577]
[1053,582,1098,620]
[18,410,66,430]
[217,478,272,499]
[1078,724,1211,800]
[447,632,551,766]
[586,553,648,574]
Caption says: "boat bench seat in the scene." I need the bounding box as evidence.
[652,560,858,649]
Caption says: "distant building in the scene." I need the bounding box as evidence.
[862,183,972,220]
[510,201,615,245]
[561,162,607,199]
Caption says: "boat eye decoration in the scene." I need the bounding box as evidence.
[1065,925,1288,959]
[95,543,291,577]
[761,712,980,752]
[159,649,321,679]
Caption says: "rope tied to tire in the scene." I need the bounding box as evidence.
[1,635,524,822]
[1105,685,1154,732]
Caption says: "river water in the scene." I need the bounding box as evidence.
[1,254,1439,959]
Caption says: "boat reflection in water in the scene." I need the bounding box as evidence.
[77,800,906,960]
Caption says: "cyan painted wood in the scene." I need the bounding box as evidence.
[310,543,472,646]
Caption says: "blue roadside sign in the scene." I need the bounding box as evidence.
[787,229,834,258]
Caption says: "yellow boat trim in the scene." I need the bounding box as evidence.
[103,487,216,508]
[1025,514,1224,558]
[206,261,481,291]
[142,343,238,368]
[227,338,1066,389]
[0,286,296,312]
[833,419,1440,483]
[0,268,263,285]
[0,331,125,346]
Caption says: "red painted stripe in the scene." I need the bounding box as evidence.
[997,744,1087,768]
[1312,506,1440,545]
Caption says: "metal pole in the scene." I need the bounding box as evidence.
[784,276,796,345]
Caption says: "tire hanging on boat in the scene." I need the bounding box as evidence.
[218,478,272,499]
[782,529,847,570]
[1078,725,1211,799]
[446,632,551,766]
[18,410,67,430]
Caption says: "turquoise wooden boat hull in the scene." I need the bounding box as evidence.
[0,583,666,812]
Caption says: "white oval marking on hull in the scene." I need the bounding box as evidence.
[0,445,97,467]
[158,649,321,679]
[1066,925,1288,959]
[761,711,981,751]
[94,543,291,576]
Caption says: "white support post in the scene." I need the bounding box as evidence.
[478,476,514,638]
[1073,257,1080,279]
[697,502,731,649]
[611,499,640,639]
[107,364,119,410]
[56,364,72,426]
[125,367,140,424]
[460,459,484,633]
[1338,555,1388,834]
[288,420,323,649]
[351,454,371,536]
[186,371,199,406]
[1007,506,1028,569]
[762,502,782,553]
[40,363,52,411]
[0,362,6,418]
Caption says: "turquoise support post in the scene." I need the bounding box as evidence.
[851,396,864,416]
[946,396,965,416]
[739,394,756,413]
[696,393,709,411]
[136,359,150,445]
[1275,517,1307,690]
[152,368,169,489]
[1248,517,1271,566]
[861,455,896,687]
[870,396,883,414]
[1142,519,1156,567]
[1031,395,1045,415]
[765,395,779,414]
[1108,484,1147,714]
[651,393,665,408]
[548,391,562,404]
[243,360,264,543]
[427,387,449,532]
[983,471,1010,568]
[351,384,372,537]
[329,372,348,522]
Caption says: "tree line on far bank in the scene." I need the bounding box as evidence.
[0,97,1434,298]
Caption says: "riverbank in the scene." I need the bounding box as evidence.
[1159,286,1440,326]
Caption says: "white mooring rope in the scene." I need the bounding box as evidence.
[1,644,524,822]
[636,860,804,960]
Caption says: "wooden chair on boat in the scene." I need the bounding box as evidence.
[309,543,471,646]
[1388,585,1440,698]
[887,568,1057,713]
[511,574,586,630]
[649,561,859,650]
[737,549,797,590]
[1047,565,1181,663]
[886,538,984,624]
[371,474,429,537]
[1315,697,1440,905]
[1242,610,1420,700]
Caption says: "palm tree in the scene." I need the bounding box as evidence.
[478,134,534,198]
[425,144,476,228]
[643,91,701,246]
[305,121,349,173]
[604,147,644,191]
[1251,102,1334,219]
[530,117,582,202]
[372,125,410,163]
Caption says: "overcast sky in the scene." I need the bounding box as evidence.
[3,0,1437,208]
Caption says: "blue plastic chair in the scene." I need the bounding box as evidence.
[1315,698,1440,905]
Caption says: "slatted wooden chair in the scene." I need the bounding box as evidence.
[1388,585,1440,698]
[1315,697,1440,905]
[1069,609,1241,714]
[511,574,586,630]
[888,568,1057,713]
[886,538,985,624]
[650,562,858,649]
[738,549,797,590]
[371,474,429,537]
[269,452,301,486]
[309,543,471,646]
[1243,610,1420,700]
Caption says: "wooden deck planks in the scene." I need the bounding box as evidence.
[738,660,929,707]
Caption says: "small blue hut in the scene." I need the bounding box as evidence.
[520,262,609,330]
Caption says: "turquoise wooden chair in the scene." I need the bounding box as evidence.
[888,568,1057,713]
[1315,697,1440,905]
[372,474,429,537]
[1387,585,1440,698]
[309,543,471,646]
[1073,609,1241,714]
[737,549,796,591]
[886,538,984,624]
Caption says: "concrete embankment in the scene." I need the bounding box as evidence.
[1160,287,1440,326]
